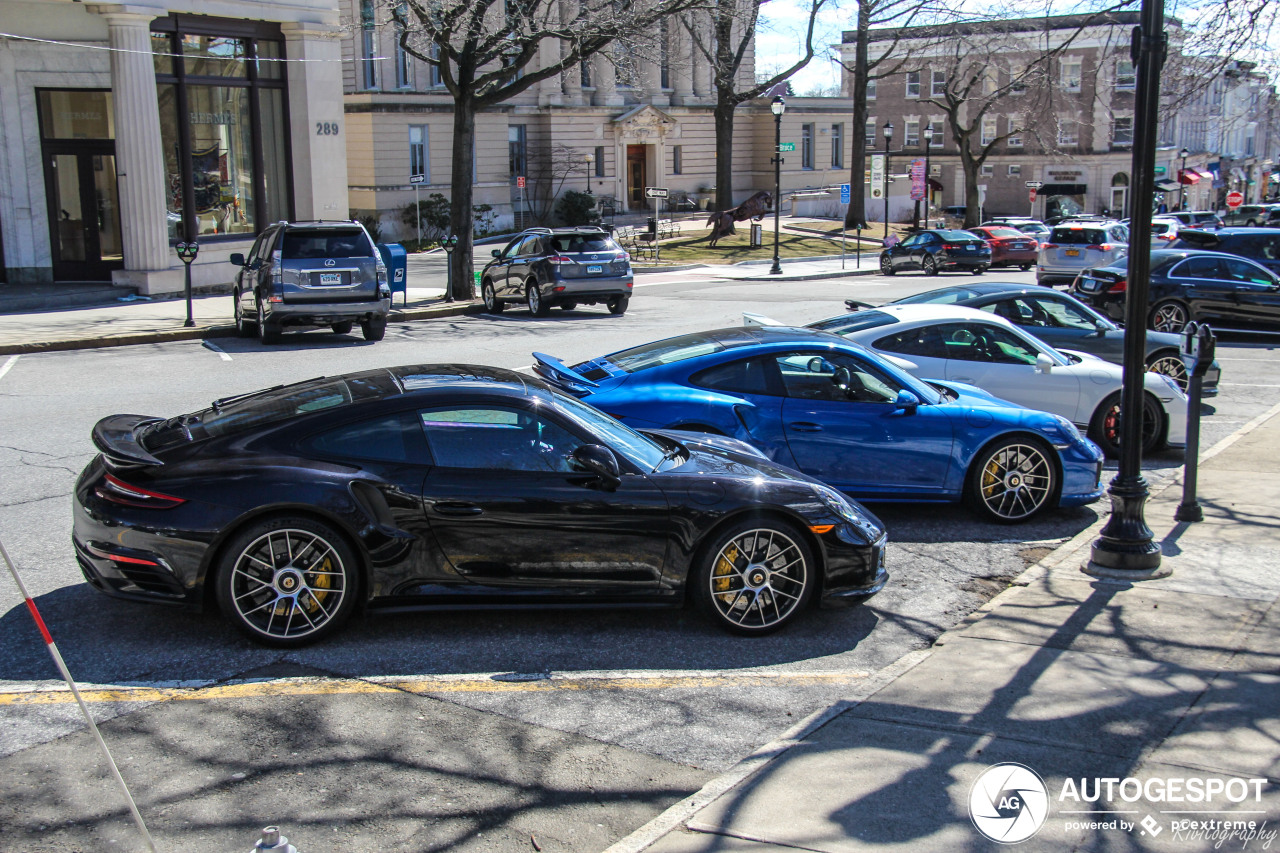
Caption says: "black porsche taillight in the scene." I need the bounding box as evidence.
[95,474,186,509]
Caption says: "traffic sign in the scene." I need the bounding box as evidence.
[1226,191,1245,209]
[516,176,526,189]
[1029,188,1038,202]
[645,187,669,199]
[840,183,851,204]
[1025,181,1043,189]
[410,174,426,184]
[778,142,796,152]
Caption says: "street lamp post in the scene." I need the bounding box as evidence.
[770,96,786,275]
[882,122,894,243]
[921,125,934,227]
[442,234,458,303]
[584,152,595,195]
[1179,147,1189,210]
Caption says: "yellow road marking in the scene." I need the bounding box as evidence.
[0,671,867,706]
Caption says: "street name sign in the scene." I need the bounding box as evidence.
[778,143,796,152]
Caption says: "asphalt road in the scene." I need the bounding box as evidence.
[1,267,1278,852]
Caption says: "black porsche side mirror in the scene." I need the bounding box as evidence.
[570,444,621,489]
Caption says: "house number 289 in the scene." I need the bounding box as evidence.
[315,122,340,136]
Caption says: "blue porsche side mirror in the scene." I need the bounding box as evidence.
[894,390,920,412]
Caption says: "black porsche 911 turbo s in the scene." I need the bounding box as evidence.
[73,365,888,646]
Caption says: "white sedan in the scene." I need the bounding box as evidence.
[808,305,1187,457]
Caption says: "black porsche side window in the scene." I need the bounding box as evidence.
[419,407,583,472]
[303,412,424,464]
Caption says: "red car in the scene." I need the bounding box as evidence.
[969,226,1039,270]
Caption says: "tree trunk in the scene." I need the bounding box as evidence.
[714,99,736,211]
[448,96,478,301]
[960,144,981,229]
[844,6,870,230]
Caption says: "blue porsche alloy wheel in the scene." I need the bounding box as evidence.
[693,519,815,635]
[968,438,1057,523]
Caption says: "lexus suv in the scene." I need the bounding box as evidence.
[480,226,634,316]
[231,220,391,344]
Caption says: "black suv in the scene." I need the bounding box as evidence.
[481,227,633,316]
[1171,227,1280,276]
[230,221,391,344]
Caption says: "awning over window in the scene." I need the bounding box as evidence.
[1196,169,1214,179]
[927,178,944,191]
[1155,180,1181,192]
[1178,169,1200,185]
[1040,183,1087,195]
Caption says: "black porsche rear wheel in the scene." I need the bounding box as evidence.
[692,519,814,636]
[215,516,359,647]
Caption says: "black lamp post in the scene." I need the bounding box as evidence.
[882,122,893,242]
[770,95,786,275]
[585,152,595,195]
[175,241,198,327]
[920,125,934,227]
[1179,147,1189,210]
[1086,0,1167,579]
[442,234,458,303]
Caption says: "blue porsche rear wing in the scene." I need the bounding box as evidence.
[532,352,600,396]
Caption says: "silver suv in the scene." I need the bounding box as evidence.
[230,221,391,344]
[1036,220,1129,286]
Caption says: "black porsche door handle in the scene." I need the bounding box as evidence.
[433,502,483,516]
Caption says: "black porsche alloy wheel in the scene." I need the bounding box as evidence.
[527,279,550,316]
[967,438,1057,523]
[1149,300,1189,334]
[693,520,814,635]
[1088,391,1164,457]
[257,300,281,344]
[215,517,358,646]
[880,254,895,275]
[923,256,939,276]
[1146,351,1189,392]
[482,279,505,313]
[234,292,254,337]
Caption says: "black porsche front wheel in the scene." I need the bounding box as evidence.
[691,519,814,636]
[215,516,359,647]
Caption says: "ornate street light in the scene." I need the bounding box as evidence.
[882,121,894,243]
[770,96,786,275]
[919,124,934,227]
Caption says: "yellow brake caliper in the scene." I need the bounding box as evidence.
[305,556,333,612]
[713,544,739,601]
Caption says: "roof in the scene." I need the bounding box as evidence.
[851,10,1167,43]
[874,304,1014,325]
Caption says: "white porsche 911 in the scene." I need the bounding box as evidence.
[804,304,1188,457]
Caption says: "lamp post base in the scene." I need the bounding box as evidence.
[1082,561,1172,581]
[1085,473,1167,577]
[769,260,783,275]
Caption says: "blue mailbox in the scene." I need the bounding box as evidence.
[376,243,408,305]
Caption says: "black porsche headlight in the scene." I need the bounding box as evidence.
[812,484,883,540]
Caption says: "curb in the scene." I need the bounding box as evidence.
[0,302,483,356]
[603,402,1280,853]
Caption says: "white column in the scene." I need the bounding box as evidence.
[91,7,170,279]
[594,51,622,106]
[282,22,348,220]
[691,18,710,99]
[671,27,694,105]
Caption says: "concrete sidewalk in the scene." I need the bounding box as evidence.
[617,404,1280,853]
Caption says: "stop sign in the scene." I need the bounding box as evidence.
[1029,188,1037,202]
[1226,191,1245,209]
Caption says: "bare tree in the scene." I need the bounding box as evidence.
[525,144,587,223]
[835,0,951,230]
[679,0,828,212]
[391,0,707,299]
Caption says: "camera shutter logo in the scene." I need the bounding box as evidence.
[969,763,1049,843]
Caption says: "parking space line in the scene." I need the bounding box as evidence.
[0,670,867,706]
[0,355,18,380]
[201,341,232,361]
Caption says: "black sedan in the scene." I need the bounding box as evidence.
[845,282,1220,394]
[73,365,888,646]
[879,229,991,276]
[1071,249,1280,335]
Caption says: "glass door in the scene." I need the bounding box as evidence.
[44,147,123,281]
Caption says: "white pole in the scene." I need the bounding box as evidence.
[415,182,421,245]
[654,194,661,264]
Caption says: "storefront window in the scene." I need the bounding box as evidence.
[153,17,290,242]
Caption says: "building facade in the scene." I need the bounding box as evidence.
[0,0,348,294]
[341,0,859,238]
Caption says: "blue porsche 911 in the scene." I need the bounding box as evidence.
[534,326,1105,523]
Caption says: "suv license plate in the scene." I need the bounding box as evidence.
[319,273,342,285]
[1065,249,1081,257]
[587,265,603,274]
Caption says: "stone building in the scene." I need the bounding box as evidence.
[0,0,348,294]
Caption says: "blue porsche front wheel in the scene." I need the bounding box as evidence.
[967,438,1057,523]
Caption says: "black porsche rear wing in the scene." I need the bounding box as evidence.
[92,414,165,468]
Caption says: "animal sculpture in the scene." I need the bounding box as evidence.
[706,191,773,247]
